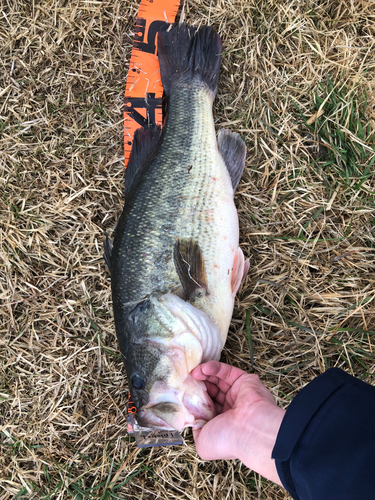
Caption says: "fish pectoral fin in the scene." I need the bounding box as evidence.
[231,248,249,296]
[173,238,208,301]
[217,129,247,192]
[103,235,113,274]
[125,125,163,197]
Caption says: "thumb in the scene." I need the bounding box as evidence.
[193,423,216,460]
[193,414,236,461]
[192,426,202,444]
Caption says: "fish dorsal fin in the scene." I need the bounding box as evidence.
[103,235,113,274]
[173,238,208,301]
[217,129,246,192]
[125,125,163,197]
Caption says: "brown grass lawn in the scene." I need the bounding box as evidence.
[1,0,375,498]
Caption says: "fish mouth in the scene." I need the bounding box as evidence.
[135,293,221,431]
[137,406,176,430]
[139,376,216,431]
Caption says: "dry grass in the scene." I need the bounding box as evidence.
[1,0,375,498]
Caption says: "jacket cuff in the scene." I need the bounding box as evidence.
[271,368,360,499]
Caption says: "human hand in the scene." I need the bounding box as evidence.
[191,361,285,485]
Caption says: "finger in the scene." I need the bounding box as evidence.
[192,365,232,395]
[216,378,232,395]
[204,381,232,410]
[214,402,223,414]
[210,386,226,407]
[193,413,236,461]
[191,363,205,380]
[222,399,234,413]
[201,361,247,388]
[192,426,201,442]
[191,361,224,381]
[204,381,220,400]
[204,379,232,406]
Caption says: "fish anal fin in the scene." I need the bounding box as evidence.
[217,129,246,192]
[231,248,249,296]
[125,125,163,196]
[103,235,113,274]
[173,238,208,301]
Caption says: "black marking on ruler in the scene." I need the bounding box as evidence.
[134,19,166,54]
[125,93,162,127]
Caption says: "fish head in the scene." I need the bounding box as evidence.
[120,293,222,431]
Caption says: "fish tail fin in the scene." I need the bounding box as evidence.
[158,23,222,97]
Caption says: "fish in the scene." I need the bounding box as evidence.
[104,22,248,431]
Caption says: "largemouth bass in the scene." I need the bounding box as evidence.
[104,23,247,431]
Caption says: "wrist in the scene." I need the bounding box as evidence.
[234,401,285,485]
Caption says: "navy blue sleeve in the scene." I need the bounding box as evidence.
[272,368,375,500]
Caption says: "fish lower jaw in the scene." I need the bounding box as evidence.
[137,410,176,431]
[139,409,195,431]
[139,377,216,431]
[137,415,207,432]
[182,380,216,424]
[139,405,213,432]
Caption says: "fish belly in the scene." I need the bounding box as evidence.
[169,95,238,343]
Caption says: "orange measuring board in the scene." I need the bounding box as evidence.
[128,391,137,415]
[124,0,181,168]
[127,391,137,433]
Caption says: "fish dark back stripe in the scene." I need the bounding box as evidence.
[111,85,218,307]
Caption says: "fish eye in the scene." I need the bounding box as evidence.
[131,374,145,390]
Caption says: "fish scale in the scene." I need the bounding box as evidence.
[113,85,230,304]
[106,23,247,431]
